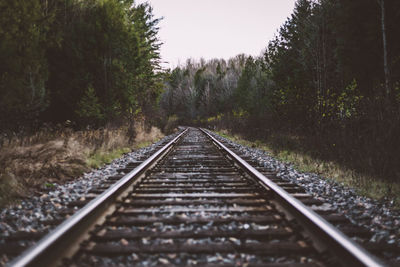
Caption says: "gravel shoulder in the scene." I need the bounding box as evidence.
[210,131,400,253]
[1,129,399,265]
[0,133,178,265]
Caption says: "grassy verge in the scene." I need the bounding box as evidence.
[216,130,400,206]
[86,147,132,169]
[86,140,158,169]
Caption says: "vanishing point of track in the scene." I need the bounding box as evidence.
[10,128,384,266]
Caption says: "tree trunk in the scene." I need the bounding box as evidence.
[379,0,390,97]
[128,115,136,144]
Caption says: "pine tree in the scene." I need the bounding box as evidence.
[0,0,52,129]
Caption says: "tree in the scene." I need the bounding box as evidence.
[76,86,104,125]
[0,0,52,130]
[378,0,391,97]
[42,0,162,127]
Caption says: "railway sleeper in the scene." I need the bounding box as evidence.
[130,187,261,193]
[71,253,323,267]
[118,198,268,206]
[139,182,251,187]
[114,205,274,214]
[92,227,295,240]
[84,240,312,255]
[107,214,283,226]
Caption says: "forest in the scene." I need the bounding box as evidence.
[0,0,162,134]
[1,0,399,186]
[161,0,400,183]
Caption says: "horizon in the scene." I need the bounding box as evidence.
[137,0,297,69]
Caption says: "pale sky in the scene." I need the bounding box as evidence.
[137,0,297,68]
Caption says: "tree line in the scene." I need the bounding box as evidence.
[1,0,399,181]
[161,0,400,182]
[0,0,162,132]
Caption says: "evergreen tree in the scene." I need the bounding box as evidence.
[0,0,52,129]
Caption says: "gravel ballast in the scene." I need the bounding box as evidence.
[209,131,400,258]
[0,132,179,265]
[1,128,399,265]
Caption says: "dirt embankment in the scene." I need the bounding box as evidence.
[0,124,163,207]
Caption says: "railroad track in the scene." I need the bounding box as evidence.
[9,128,387,266]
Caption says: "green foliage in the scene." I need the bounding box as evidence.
[44,182,55,188]
[76,86,104,125]
[395,84,400,103]
[0,0,162,130]
[0,0,52,129]
[160,0,400,184]
[232,108,249,119]
[207,114,223,123]
[336,80,363,119]
[86,147,131,169]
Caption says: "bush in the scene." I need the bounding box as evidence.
[164,115,179,134]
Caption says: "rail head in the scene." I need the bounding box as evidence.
[200,128,385,267]
[9,128,188,267]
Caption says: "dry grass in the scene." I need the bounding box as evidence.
[134,125,163,144]
[86,124,163,169]
[216,130,400,206]
[0,122,164,207]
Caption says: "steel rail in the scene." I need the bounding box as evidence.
[9,128,188,267]
[201,128,385,267]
